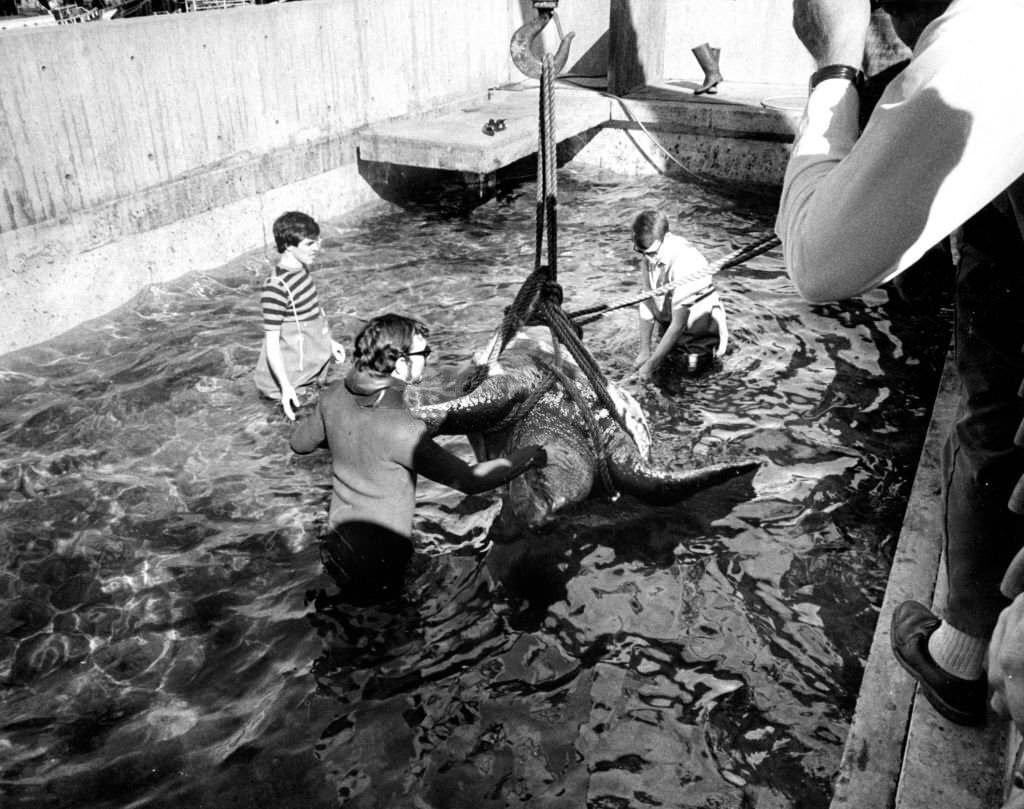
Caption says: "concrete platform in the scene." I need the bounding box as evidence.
[355,78,806,182]
[830,347,1015,809]
[355,84,613,175]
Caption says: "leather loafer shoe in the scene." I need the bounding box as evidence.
[890,600,987,726]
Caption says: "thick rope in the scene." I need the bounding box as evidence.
[465,53,669,498]
[538,300,627,428]
[488,369,559,433]
[466,52,563,391]
[536,53,558,276]
[483,357,617,498]
[544,57,557,274]
[460,268,554,393]
[540,360,617,496]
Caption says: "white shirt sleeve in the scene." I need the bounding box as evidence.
[775,0,1024,303]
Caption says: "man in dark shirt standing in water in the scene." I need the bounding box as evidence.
[291,313,546,603]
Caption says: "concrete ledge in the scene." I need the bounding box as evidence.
[1,133,360,259]
[569,80,802,185]
[355,85,613,174]
[0,158,379,356]
[355,78,805,190]
[611,80,804,142]
[570,125,793,186]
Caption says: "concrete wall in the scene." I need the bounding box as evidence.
[2,1,529,235]
[0,0,528,355]
[531,0,813,89]
[0,0,806,356]
[664,0,814,86]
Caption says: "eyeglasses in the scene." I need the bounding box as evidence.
[403,346,432,360]
[634,245,660,257]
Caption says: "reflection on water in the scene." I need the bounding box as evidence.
[0,166,949,808]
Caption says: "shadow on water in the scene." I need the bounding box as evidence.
[0,165,950,808]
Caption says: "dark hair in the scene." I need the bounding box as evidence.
[632,209,670,251]
[354,314,430,375]
[272,211,320,254]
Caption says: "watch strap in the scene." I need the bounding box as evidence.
[809,64,864,91]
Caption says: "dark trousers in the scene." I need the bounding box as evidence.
[320,522,413,605]
[942,199,1024,637]
[655,310,720,354]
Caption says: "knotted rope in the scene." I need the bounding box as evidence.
[463,55,781,499]
[460,54,624,496]
[536,51,558,276]
[465,52,566,379]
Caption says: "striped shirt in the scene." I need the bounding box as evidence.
[260,267,324,331]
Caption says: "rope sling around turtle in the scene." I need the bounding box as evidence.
[462,5,780,498]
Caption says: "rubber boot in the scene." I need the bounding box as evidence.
[708,47,722,94]
[692,42,722,95]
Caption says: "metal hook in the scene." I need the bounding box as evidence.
[509,10,575,79]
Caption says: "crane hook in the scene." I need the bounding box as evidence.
[509,10,575,80]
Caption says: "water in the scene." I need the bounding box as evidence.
[0,165,950,808]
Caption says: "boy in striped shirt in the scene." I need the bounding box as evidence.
[254,211,345,419]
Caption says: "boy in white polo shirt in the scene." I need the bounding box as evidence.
[631,209,728,382]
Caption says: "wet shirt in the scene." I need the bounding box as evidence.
[260,266,325,331]
[638,232,713,323]
[290,371,428,537]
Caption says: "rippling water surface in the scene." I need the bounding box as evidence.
[0,166,950,808]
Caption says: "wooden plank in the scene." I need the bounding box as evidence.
[894,367,1010,809]
[832,346,1021,808]
[355,86,611,173]
[896,697,1006,809]
[829,348,957,808]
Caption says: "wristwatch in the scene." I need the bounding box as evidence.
[809,64,865,92]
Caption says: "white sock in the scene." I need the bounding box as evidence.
[927,621,988,680]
